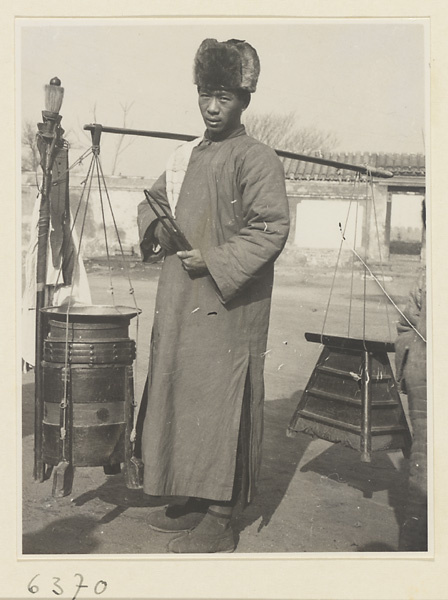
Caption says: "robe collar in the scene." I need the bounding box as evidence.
[202,124,246,144]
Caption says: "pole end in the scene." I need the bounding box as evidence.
[44,77,64,114]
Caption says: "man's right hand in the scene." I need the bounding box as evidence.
[155,220,178,254]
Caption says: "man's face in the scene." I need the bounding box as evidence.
[198,88,247,140]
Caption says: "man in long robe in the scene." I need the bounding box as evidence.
[137,38,290,553]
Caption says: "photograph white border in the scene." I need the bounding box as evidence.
[3,2,447,599]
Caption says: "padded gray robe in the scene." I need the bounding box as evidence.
[137,126,290,503]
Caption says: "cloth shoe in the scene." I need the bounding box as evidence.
[167,527,235,553]
[167,509,236,553]
[147,499,207,533]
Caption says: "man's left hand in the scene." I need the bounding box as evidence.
[177,249,208,275]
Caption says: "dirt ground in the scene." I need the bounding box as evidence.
[21,254,422,555]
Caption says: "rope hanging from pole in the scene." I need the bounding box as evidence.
[320,172,362,342]
[51,129,141,319]
[52,127,142,449]
[318,169,420,346]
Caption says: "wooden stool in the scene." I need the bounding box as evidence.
[288,332,411,462]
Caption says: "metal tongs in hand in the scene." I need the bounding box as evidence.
[144,189,192,252]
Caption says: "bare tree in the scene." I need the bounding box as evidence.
[22,119,40,172]
[244,111,339,155]
[75,101,136,175]
[110,101,135,175]
[22,118,83,174]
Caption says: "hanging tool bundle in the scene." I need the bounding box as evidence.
[34,77,66,483]
[32,83,142,497]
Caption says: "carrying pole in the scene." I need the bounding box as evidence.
[33,78,65,481]
[83,123,394,179]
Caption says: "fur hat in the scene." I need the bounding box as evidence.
[193,38,260,93]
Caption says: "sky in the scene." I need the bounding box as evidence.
[19,17,427,177]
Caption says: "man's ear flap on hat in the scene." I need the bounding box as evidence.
[236,89,251,110]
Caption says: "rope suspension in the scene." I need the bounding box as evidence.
[369,175,392,341]
[50,138,140,315]
[347,189,359,338]
[348,248,426,343]
[320,172,363,341]
[320,169,424,345]
[48,133,142,447]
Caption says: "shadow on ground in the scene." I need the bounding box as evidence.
[300,443,407,501]
[234,389,409,553]
[72,473,167,520]
[23,515,100,554]
[233,394,312,535]
[22,383,410,553]
[299,442,408,552]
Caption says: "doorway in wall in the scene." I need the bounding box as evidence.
[389,193,425,257]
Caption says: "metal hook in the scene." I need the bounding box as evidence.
[90,123,103,155]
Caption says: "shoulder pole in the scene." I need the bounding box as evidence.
[83,123,393,179]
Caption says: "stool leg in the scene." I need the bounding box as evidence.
[103,464,121,475]
[361,350,372,463]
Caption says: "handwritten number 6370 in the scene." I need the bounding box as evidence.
[28,573,107,598]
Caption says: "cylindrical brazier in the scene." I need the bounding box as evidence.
[40,305,139,469]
